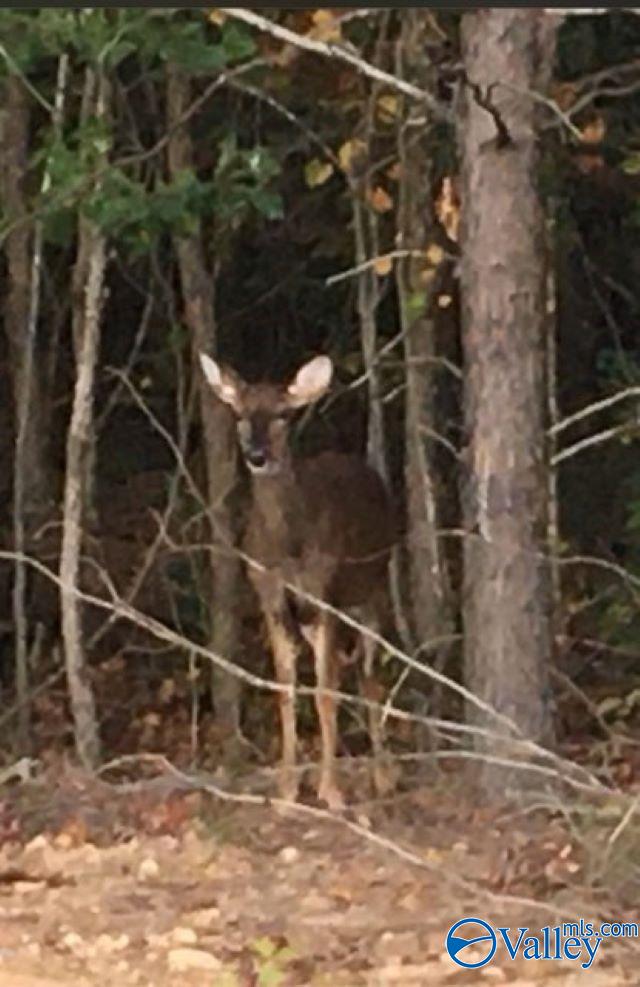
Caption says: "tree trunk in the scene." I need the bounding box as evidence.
[0,76,49,517]
[59,70,109,770]
[397,11,452,668]
[457,9,556,794]
[166,63,243,744]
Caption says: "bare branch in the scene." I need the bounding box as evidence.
[223,8,449,118]
[552,424,635,465]
[550,386,640,436]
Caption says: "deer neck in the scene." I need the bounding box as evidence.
[251,459,298,523]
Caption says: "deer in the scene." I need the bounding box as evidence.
[199,352,396,810]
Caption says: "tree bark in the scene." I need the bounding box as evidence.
[0,76,49,517]
[457,9,557,794]
[166,63,243,742]
[397,11,452,667]
[59,70,108,770]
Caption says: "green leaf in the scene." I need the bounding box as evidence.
[252,937,277,960]
[220,21,256,62]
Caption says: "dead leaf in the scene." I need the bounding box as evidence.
[575,152,605,174]
[309,9,342,42]
[551,81,577,111]
[437,294,452,308]
[373,254,393,276]
[386,161,402,181]
[425,243,445,266]
[55,816,88,848]
[367,186,394,213]
[580,115,606,144]
[435,176,460,242]
[423,846,443,864]
[377,94,400,124]
[338,138,367,175]
[305,158,334,188]
[209,9,227,26]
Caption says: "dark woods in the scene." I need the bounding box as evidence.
[1,9,640,804]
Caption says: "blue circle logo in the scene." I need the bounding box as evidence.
[446,918,497,969]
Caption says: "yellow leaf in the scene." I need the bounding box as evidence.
[373,255,393,276]
[209,9,227,26]
[425,243,445,265]
[304,158,334,188]
[580,115,606,144]
[437,294,452,308]
[338,138,367,175]
[435,175,460,243]
[367,186,393,213]
[377,94,399,124]
[309,9,342,42]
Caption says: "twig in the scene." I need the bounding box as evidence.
[552,423,634,465]
[223,8,448,118]
[0,42,53,113]
[326,250,440,286]
[98,751,622,930]
[0,544,608,796]
[550,386,640,436]
[114,371,609,793]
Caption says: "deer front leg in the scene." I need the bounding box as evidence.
[264,610,299,803]
[307,613,344,811]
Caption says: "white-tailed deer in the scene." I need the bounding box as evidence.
[200,352,395,810]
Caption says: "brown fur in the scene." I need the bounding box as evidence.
[200,353,396,808]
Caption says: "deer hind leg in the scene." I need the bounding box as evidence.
[361,628,394,798]
[306,612,344,811]
[263,610,300,803]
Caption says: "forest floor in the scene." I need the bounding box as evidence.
[0,764,637,986]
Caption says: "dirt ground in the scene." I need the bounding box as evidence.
[0,766,636,987]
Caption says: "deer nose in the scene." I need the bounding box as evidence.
[247,450,267,469]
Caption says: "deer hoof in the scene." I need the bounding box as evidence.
[278,770,300,805]
[371,756,397,798]
[318,777,346,812]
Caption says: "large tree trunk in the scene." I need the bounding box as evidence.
[166,63,243,744]
[457,10,556,794]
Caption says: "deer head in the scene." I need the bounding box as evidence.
[199,353,333,476]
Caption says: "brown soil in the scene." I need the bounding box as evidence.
[0,769,636,986]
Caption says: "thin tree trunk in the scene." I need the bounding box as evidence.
[166,63,243,742]
[59,70,108,770]
[457,9,557,795]
[396,12,452,669]
[71,67,99,524]
[0,73,55,750]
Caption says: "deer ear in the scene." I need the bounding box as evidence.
[199,353,242,410]
[286,355,333,408]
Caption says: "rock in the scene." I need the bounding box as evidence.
[171,926,198,945]
[279,845,299,864]
[167,947,221,972]
[95,933,130,953]
[137,857,160,881]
